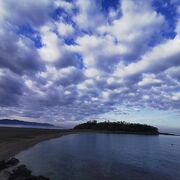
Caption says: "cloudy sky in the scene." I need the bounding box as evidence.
[0,0,180,128]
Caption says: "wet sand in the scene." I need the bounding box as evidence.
[0,127,71,161]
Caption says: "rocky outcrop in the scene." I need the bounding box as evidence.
[0,158,19,171]
[6,158,20,167]
[8,164,50,180]
[0,158,50,180]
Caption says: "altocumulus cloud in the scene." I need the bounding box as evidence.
[0,0,179,125]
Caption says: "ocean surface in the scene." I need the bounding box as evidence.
[16,133,180,180]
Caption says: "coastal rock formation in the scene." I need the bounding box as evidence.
[6,158,20,167]
[8,165,32,179]
[0,158,19,171]
[8,165,50,180]
[0,158,50,180]
[8,164,50,180]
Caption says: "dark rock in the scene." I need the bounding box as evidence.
[7,165,51,180]
[12,177,36,180]
[8,165,32,180]
[37,176,50,180]
[0,160,7,171]
[9,175,50,180]
[0,158,20,172]
[13,165,32,176]
[7,158,20,167]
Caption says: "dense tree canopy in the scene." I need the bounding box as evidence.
[74,121,159,134]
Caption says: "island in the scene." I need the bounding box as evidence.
[74,121,159,135]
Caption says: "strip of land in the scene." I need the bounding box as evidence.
[0,127,71,161]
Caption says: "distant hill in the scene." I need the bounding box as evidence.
[0,119,54,127]
[74,121,159,135]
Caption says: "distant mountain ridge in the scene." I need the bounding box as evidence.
[0,119,54,127]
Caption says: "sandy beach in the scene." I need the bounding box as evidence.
[0,127,71,161]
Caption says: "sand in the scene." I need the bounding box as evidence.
[0,127,71,161]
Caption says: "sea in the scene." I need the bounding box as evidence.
[16,133,180,180]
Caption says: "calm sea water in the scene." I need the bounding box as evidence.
[16,133,180,180]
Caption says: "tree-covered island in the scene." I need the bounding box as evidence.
[74,121,159,135]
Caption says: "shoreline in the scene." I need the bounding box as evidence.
[0,127,72,161]
[1,127,179,161]
[1,127,179,179]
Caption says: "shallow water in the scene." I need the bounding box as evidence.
[16,133,180,180]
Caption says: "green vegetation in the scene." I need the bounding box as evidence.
[74,121,159,135]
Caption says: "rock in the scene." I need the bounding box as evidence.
[8,165,32,180]
[12,177,36,180]
[7,165,50,180]
[37,176,50,180]
[13,165,32,176]
[8,175,50,180]
[6,158,20,167]
[0,160,7,171]
[0,158,19,172]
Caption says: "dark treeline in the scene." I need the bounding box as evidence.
[74,121,159,134]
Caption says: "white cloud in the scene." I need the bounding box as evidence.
[73,0,105,30]
[73,34,123,72]
[98,0,164,60]
[176,18,180,35]
[0,1,6,23]
[54,0,73,11]
[165,66,180,80]
[0,0,180,124]
[138,74,162,87]
[56,21,74,37]
[178,6,180,14]
[115,36,180,77]
[1,0,52,27]
[142,95,150,100]
[38,24,62,62]
[172,92,180,101]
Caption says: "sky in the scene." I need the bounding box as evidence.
[0,0,179,128]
